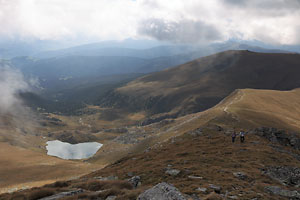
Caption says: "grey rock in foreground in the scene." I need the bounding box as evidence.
[137,182,187,200]
[39,189,84,200]
[265,186,300,199]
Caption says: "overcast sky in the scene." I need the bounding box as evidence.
[0,0,300,45]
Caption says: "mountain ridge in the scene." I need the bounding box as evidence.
[99,50,300,118]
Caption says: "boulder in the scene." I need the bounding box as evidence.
[254,127,300,150]
[137,182,187,200]
[128,176,141,188]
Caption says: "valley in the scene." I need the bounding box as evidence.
[1,47,300,200]
[2,2,300,199]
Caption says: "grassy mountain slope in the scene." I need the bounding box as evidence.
[101,50,300,117]
[212,88,300,132]
[4,87,300,199]
[0,142,100,194]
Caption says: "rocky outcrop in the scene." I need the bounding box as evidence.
[262,166,300,187]
[137,182,187,200]
[265,186,300,199]
[254,127,300,150]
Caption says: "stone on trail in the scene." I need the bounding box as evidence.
[137,182,187,200]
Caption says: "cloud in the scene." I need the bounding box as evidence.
[223,0,300,11]
[0,64,29,114]
[0,0,300,45]
[0,62,37,132]
[0,0,140,40]
[220,0,300,45]
[138,18,223,44]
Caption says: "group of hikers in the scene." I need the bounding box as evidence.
[231,129,246,143]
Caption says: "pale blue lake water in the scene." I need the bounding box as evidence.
[46,140,103,160]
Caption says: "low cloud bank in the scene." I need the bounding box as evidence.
[138,18,223,44]
[0,64,29,114]
[0,63,37,131]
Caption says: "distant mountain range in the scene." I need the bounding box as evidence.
[6,40,298,115]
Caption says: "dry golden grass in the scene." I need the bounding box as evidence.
[2,87,300,199]
[84,128,297,199]
[8,125,295,199]
[0,142,102,194]
[215,88,300,131]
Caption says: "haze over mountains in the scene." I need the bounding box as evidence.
[0,39,295,114]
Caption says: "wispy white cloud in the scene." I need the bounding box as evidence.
[0,63,37,133]
[0,0,299,45]
[0,64,29,114]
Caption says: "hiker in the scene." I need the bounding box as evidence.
[232,131,237,143]
[240,130,245,143]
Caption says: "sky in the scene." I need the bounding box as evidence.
[0,0,300,45]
